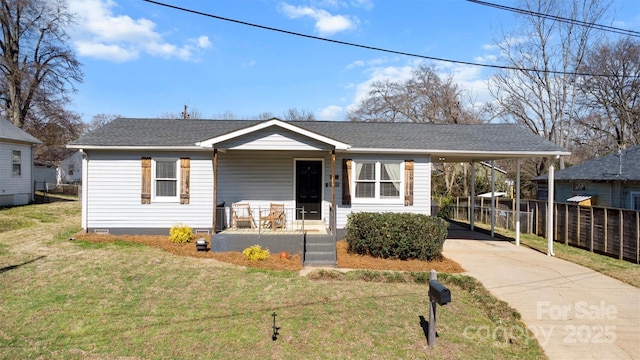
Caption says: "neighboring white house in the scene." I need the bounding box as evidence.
[34,164,57,191]
[57,150,83,184]
[0,118,41,206]
[67,118,569,236]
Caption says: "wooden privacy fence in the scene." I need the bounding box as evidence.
[452,197,640,264]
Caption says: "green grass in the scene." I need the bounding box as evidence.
[467,221,640,288]
[0,202,546,359]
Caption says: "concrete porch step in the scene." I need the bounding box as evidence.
[303,234,336,267]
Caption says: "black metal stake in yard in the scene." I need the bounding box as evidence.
[428,269,451,347]
[272,312,280,341]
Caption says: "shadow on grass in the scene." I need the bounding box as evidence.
[0,255,46,273]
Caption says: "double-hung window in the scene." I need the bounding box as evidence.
[632,192,640,211]
[153,159,179,202]
[354,160,403,202]
[12,150,21,176]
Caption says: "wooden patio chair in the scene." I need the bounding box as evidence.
[232,203,255,229]
[260,203,286,230]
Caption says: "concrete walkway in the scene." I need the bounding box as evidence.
[443,224,640,360]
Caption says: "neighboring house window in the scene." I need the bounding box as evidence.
[153,159,179,202]
[353,161,403,202]
[68,164,74,176]
[632,192,640,211]
[12,150,21,176]
[573,182,586,192]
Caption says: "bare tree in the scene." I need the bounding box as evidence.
[83,113,121,134]
[348,65,476,124]
[348,65,481,196]
[576,37,640,151]
[0,0,82,132]
[282,108,315,121]
[256,112,275,120]
[489,0,611,174]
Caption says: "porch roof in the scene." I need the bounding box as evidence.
[68,118,569,162]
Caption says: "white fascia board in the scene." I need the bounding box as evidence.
[344,148,571,157]
[66,145,210,151]
[196,119,350,150]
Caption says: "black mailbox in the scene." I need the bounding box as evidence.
[429,280,451,305]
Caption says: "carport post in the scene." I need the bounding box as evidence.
[547,156,556,256]
[515,159,521,246]
[470,161,475,230]
[490,161,495,237]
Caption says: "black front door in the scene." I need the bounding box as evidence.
[296,160,322,220]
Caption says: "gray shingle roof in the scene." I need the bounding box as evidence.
[0,118,41,144]
[535,145,640,181]
[69,118,568,158]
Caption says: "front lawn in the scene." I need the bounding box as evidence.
[0,202,546,359]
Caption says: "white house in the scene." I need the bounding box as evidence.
[67,118,569,238]
[0,118,41,206]
[57,150,83,184]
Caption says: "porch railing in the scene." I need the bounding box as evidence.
[219,205,322,233]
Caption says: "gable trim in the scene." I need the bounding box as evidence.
[196,119,350,150]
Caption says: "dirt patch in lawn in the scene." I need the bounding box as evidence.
[73,233,464,273]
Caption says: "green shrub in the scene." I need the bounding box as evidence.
[436,195,454,219]
[345,212,447,261]
[169,223,193,243]
[243,245,270,261]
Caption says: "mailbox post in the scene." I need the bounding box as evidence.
[428,270,451,347]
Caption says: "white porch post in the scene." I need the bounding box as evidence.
[516,159,521,246]
[547,156,556,256]
[490,160,495,237]
[80,149,88,232]
[470,161,475,230]
[212,148,218,233]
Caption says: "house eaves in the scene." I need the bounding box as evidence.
[345,148,570,162]
[196,118,350,150]
[66,145,210,151]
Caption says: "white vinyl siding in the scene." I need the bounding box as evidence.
[85,151,212,229]
[83,149,433,232]
[0,142,33,206]
[217,128,332,151]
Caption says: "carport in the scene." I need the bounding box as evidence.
[431,146,569,256]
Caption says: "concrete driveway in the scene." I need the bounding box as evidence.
[443,224,640,360]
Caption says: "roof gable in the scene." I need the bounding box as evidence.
[0,118,41,144]
[196,119,350,150]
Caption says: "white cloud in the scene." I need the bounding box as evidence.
[241,60,257,68]
[318,105,344,120]
[75,41,139,63]
[280,3,358,35]
[68,0,211,62]
[350,0,373,10]
[347,65,415,112]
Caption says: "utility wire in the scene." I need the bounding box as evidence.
[466,0,640,38]
[142,0,634,78]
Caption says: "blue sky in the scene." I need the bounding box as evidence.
[67,0,640,123]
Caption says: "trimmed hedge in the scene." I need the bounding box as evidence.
[345,212,448,261]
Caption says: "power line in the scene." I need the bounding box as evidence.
[466,0,640,38]
[142,0,634,78]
